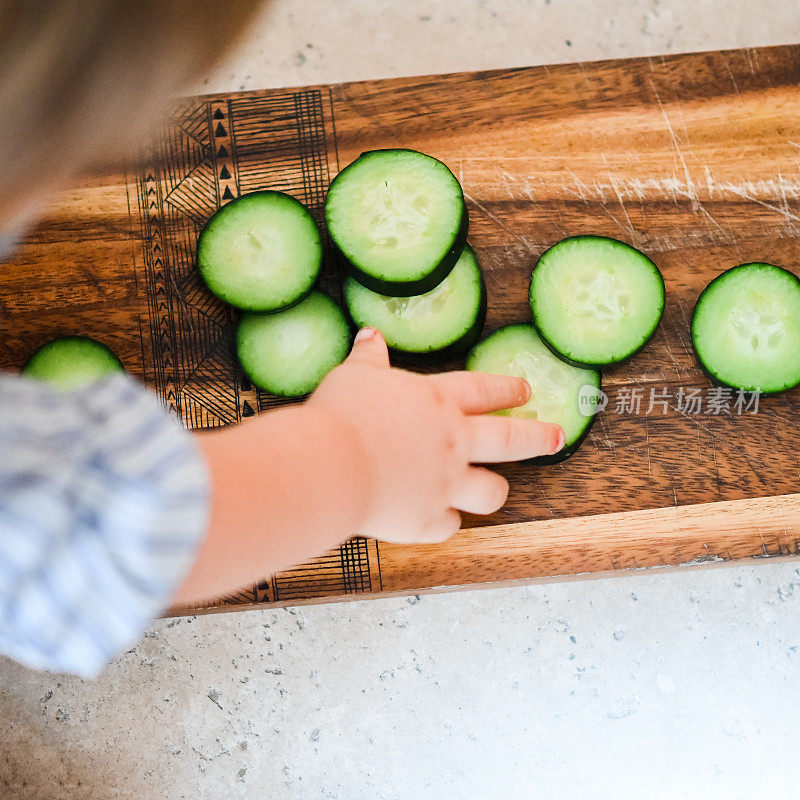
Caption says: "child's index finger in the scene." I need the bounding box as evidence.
[429,371,531,415]
[466,416,565,463]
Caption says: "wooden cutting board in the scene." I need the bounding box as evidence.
[3,45,800,614]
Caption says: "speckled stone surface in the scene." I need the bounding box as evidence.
[3,2,800,797]
[197,0,800,93]
[3,565,800,797]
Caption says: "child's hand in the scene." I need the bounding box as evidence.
[309,327,565,544]
[177,325,566,605]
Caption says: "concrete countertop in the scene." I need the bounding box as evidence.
[3,1,800,798]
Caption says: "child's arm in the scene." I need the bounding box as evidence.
[173,328,563,605]
[174,401,370,604]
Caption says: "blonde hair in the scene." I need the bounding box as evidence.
[0,0,262,226]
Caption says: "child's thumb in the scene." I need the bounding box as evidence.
[346,327,390,368]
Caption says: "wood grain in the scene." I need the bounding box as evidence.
[181,493,800,613]
[2,46,800,611]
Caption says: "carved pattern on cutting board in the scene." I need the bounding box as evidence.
[133,90,380,608]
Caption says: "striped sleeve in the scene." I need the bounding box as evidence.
[0,373,209,678]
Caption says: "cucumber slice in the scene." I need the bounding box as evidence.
[530,236,665,367]
[22,336,124,389]
[692,263,800,394]
[325,149,468,296]
[467,324,601,463]
[198,191,322,312]
[343,244,486,362]
[236,291,351,397]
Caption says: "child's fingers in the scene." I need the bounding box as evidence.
[450,466,509,514]
[424,508,462,543]
[345,327,389,368]
[430,371,531,414]
[466,416,565,463]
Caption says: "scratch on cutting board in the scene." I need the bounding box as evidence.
[336,85,395,138]
[728,435,766,488]
[462,191,539,254]
[676,104,694,146]
[745,49,757,76]
[671,298,694,351]
[468,156,800,245]
[550,201,570,238]
[723,184,800,230]
[697,202,735,244]
[647,78,737,242]
[564,168,592,206]
[460,156,538,162]
[644,418,652,476]
[661,334,683,381]
[669,402,713,435]
[724,56,743,99]
[602,154,638,242]
[649,77,696,205]
[473,161,800,205]
[76,263,110,299]
[710,173,800,202]
[597,413,616,451]
[561,172,800,206]
[779,397,800,480]
[778,170,791,216]
[559,170,800,233]
[567,177,633,241]
[785,399,800,433]
[774,501,792,540]
[536,487,556,519]
[589,177,609,205]
[707,429,722,497]
[557,166,800,249]
[500,168,527,200]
